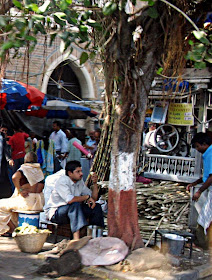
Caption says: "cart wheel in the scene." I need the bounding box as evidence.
[155,124,179,153]
[169,138,190,157]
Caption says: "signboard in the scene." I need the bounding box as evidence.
[168,103,194,126]
[150,102,168,124]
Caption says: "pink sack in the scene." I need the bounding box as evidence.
[136,176,152,184]
[79,237,129,266]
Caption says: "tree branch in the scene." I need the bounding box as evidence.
[0,0,13,14]
[160,0,200,31]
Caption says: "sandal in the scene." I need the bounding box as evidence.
[1,232,12,237]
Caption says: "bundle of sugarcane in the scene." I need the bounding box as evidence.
[98,180,190,240]
[86,99,116,186]
[136,180,190,239]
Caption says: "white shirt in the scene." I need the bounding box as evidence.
[49,129,67,153]
[144,130,156,148]
[45,175,92,219]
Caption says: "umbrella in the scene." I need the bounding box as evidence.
[26,95,98,119]
[0,79,98,119]
[0,79,45,110]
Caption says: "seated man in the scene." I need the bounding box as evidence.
[44,160,104,240]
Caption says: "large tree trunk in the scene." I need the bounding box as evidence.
[105,5,166,249]
[0,1,13,79]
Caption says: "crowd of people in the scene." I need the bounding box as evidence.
[0,120,100,185]
[0,119,212,252]
[0,120,103,238]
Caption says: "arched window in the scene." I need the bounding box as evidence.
[47,60,82,100]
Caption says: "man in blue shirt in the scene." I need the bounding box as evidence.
[187,132,212,250]
[85,131,96,148]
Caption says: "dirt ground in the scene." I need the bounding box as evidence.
[0,236,102,280]
[172,246,211,272]
[0,235,211,280]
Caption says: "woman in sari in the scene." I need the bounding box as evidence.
[36,131,56,178]
[0,151,44,235]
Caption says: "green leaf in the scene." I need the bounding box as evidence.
[208,46,212,55]
[185,51,194,61]
[84,41,91,49]
[78,32,88,42]
[14,19,26,31]
[53,12,67,26]
[54,15,66,26]
[38,0,51,13]
[199,36,210,45]
[194,61,206,69]
[193,30,206,40]
[54,12,67,20]
[103,2,117,16]
[131,0,136,5]
[87,19,102,30]
[67,17,78,25]
[80,52,89,65]
[0,16,6,26]
[25,35,37,42]
[147,7,158,19]
[84,0,91,7]
[156,67,163,75]
[12,0,23,9]
[26,3,39,12]
[193,30,210,45]
[13,40,22,48]
[81,12,89,21]
[5,23,13,32]
[59,0,69,11]
[33,23,47,34]
[32,15,45,21]
[205,56,212,64]
[79,25,88,32]
[148,0,155,6]
[89,51,96,60]
[1,41,14,50]
[193,43,206,53]
[188,40,194,46]
[192,52,202,61]
[49,33,57,46]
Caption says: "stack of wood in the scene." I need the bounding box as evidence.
[99,180,190,240]
[136,180,190,240]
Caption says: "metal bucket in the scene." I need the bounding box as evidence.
[87,225,103,238]
[161,233,186,256]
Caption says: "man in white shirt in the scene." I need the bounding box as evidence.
[144,122,157,150]
[45,160,104,240]
[49,121,67,172]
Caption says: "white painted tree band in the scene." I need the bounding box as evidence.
[109,152,134,191]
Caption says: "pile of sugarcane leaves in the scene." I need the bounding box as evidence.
[99,180,190,241]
